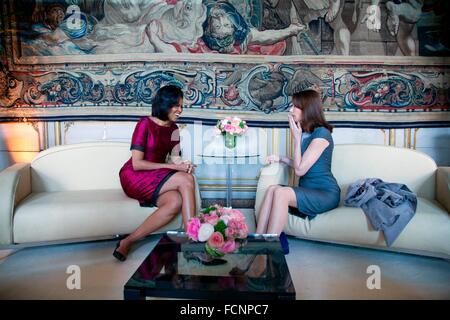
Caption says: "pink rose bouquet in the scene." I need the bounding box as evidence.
[215,116,249,136]
[186,205,249,258]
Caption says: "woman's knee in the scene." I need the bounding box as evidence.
[266,185,280,195]
[176,172,195,190]
[273,187,290,199]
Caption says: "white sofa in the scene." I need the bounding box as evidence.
[0,142,202,246]
[255,144,450,259]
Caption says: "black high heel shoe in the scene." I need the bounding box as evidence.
[113,241,127,262]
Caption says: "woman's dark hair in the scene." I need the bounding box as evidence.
[151,85,183,121]
[292,90,333,133]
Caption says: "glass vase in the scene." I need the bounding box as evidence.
[224,132,236,149]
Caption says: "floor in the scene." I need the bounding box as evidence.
[1,233,449,300]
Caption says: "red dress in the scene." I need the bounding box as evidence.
[119,117,180,207]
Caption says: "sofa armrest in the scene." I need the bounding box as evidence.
[436,166,450,213]
[255,163,290,219]
[0,163,31,244]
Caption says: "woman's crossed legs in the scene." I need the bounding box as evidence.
[116,172,196,259]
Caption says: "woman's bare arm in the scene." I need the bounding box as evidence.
[280,156,294,167]
[293,138,329,177]
[131,150,176,171]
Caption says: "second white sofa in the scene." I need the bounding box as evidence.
[255,144,450,259]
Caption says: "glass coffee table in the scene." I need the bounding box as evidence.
[123,232,296,300]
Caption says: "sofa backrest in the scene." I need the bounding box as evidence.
[332,144,437,200]
[31,142,131,192]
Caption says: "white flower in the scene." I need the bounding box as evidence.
[220,216,229,225]
[198,223,214,242]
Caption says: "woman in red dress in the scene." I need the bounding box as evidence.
[113,85,196,261]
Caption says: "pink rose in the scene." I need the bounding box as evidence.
[227,220,238,230]
[225,227,235,238]
[221,240,236,253]
[229,209,245,221]
[224,124,234,133]
[186,218,201,241]
[207,231,224,249]
[203,213,219,225]
[238,224,248,238]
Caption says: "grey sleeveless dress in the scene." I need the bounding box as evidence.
[288,126,341,220]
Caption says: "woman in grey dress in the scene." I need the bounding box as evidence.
[256,89,340,253]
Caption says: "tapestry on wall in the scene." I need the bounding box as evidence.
[0,0,449,127]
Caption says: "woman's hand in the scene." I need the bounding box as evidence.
[266,154,290,165]
[288,113,302,141]
[266,154,281,164]
[173,160,196,174]
[185,160,196,174]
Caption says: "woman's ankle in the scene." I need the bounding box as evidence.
[120,237,132,250]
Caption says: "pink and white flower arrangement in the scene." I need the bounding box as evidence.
[215,116,249,136]
[186,205,249,257]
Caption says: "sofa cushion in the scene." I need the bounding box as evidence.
[285,197,450,258]
[13,190,182,243]
[31,142,131,192]
[331,145,437,201]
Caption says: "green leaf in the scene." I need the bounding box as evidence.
[214,220,227,237]
[201,206,216,215]
[205,243,225,258]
